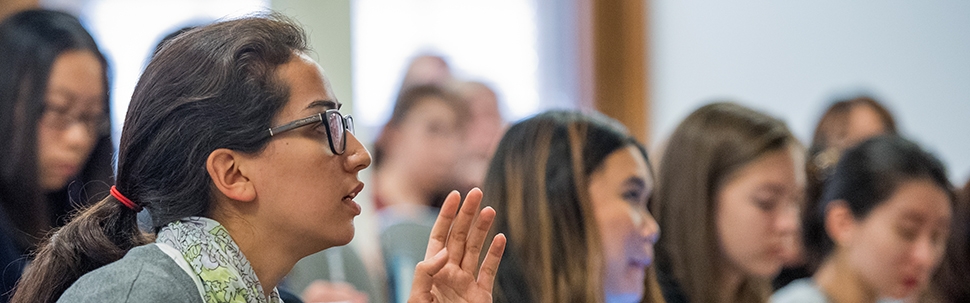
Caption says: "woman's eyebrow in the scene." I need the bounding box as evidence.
[305,99,340,111]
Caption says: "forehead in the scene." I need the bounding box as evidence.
[47,50,105,107]
[868,179,952,223]
[724,149,800,190]
[596,145,652,183]
[274,52,339,121]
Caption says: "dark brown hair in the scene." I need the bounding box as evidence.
[0,9,114,251]
[11,14,307,303]
[930,179,970,303]
[482,110,663,303]
[653,102,798,303]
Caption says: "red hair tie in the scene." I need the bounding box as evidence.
[110,186,142,212]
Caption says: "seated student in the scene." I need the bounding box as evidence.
[653,102,804,303]
[482,111,663,303]
[0,10,113,302]
[774,96,899,289]
[773,136,953,303]
[10,14,505,303]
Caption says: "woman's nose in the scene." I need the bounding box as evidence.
[343,133,372,172]
[636,208,660,244]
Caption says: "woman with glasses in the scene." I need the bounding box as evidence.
[11,14,505,303]
[0,10,114,302]
[482,111,664,303]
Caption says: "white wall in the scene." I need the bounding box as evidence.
[650,1,970,182]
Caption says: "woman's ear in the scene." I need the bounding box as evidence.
[206,148,257,202]
[824,200,856,246]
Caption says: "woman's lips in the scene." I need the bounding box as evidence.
[343,183,364,215]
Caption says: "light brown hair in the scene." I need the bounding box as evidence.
[653,102,798,303]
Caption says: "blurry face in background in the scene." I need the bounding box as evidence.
[841,104,889,148]
[36,50,105,191]
[387,97,463,192]
[840,179,951,299]
[589,145,660,300]
[716,148,804,278]
[456,83,505,187]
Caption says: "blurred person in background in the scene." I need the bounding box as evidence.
[654,102,804,303]
[398,54,453,94]
[372,84,469,223]
[482,110,663,303]
[929,178,970,303]
[448,80,506,191]
[773,136,953,303]
[0,9,113,302]
[372,84,469,302]
[775,96,898,290]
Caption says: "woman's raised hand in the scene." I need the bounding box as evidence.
[408,188,507,303]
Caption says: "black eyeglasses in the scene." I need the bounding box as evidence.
[267,109,355,155]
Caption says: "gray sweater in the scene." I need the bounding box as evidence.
[57,244,203,303]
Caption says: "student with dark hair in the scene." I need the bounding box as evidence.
[10,14,504,303]
[482,111,663,303]
[654,102,804,303]
[773,136,953,303]
[774,95,898,290]
[0,9,113,302]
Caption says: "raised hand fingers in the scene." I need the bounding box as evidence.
[445,188,484,265]
[409,248,448,303]
[425,191,461,259]
[477,233,507,293]
[460,206,496,273]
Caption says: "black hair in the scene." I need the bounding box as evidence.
[0,9,113,253]
[803,135,952,268]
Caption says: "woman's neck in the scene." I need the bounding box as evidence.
[814,255,878,303]
[213,212,307,298]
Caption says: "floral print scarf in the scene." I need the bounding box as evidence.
[156,217,282,303]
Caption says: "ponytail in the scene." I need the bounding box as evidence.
[10,195,151,303]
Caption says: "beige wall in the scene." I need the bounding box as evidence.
[272,0,354,113]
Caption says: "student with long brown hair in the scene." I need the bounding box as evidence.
[654,102,804,303]
[482,111,664,303]
[10,14,505,303]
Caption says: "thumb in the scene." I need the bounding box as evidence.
[408,248,448,303]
